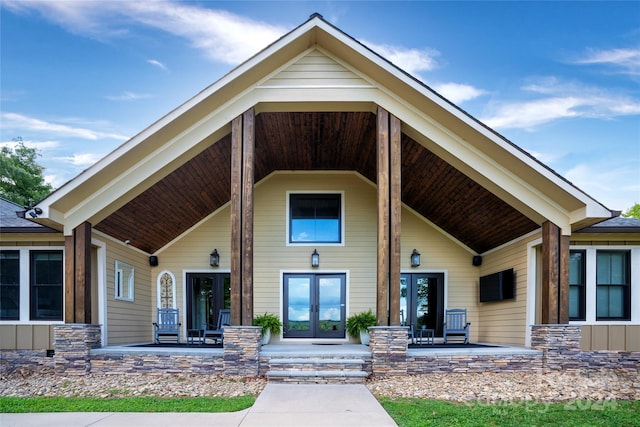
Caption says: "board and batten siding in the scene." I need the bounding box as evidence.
[104,241,152,345]
[569,235,640,351]
[477,233,541,346]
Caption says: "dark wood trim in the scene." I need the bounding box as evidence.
[376,106,390,325]
[74,222,92,324]
[241,108,255,326]
[64,235,75,323]
[558,234,570,324]
[230,115,243,326]
[389,113,401,326]
[541,221,559,324]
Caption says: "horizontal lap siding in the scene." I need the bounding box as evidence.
[401,211,479,341]
[105,243,152,345]
[260,49,371,88]
[477,234,539,346]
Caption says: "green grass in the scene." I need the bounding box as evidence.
[0,396,255,413]
[379,398,640,427]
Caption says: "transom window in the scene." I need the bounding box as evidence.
[289,193,342,244]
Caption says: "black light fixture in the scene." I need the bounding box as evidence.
[210,249,220,267]
[410,249,421,268]
[311,249,319,268]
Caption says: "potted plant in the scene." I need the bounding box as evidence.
[346,309,376,345]
[253,312,283,345]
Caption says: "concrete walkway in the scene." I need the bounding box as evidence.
[0,383,397,427]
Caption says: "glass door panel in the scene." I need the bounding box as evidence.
[284,275,312,337]
[317,275,345,338]
[401,273,445,337]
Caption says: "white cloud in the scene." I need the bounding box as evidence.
[54,152,105,167]
[147,59,167,70]
[432,83,486,104]
[106,92,153,102]
[564,162,640,211]
[365,41,439,76]
[3,1,286,65]
[482,77,640,130]
[1,112,129,141]
[574,47,640,76]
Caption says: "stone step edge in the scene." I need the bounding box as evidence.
[266,370,369,378]
[267,358,365,365]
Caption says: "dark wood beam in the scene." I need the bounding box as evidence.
[389,114,401,326]
[558,234,570,324]
[75,222,92,324]
[241,108,255,326]
[541,221,559,324]
[230,115,243,326]
[376,106,390,326]
[64,236,75,323]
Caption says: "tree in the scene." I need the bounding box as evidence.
[0,138,53,206]
[621,203,640,219]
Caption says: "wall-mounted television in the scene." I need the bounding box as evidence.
[479,268,515,302]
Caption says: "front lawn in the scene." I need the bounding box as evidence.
[379,398,640,427]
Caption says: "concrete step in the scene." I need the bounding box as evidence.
[265,357,369,384]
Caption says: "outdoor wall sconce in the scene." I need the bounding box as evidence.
[210,249,220,267]
[411,249,421,267]
[311,249,319,268]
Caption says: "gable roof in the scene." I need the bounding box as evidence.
[29,14,613,254]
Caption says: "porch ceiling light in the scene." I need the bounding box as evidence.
[311,249,319,268]
[210,249,220,267]
[411,249,421,268]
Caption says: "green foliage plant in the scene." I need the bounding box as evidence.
[0,139,53,206]
[345,309,376,338]
[253,312,283,337]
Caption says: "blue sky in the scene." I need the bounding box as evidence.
[1,1,639,212]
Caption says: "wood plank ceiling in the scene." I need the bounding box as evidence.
[95,112,538,254]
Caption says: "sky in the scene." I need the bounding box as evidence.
[1,1,639,212]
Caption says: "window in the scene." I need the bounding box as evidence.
[0,251,20,320]
[568,250,586,321]
[115,261,134,301]
[289,193,342,244]
[596,251,630,320]
[30,251,63,321]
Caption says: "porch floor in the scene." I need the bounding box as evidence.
[91,342,540,357]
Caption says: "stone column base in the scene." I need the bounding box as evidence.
[531,324,581,371]
[369,326,408,376]
[223,326,261,377]
[54,324,101,375]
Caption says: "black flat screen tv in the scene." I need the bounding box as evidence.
[479,268,515,302]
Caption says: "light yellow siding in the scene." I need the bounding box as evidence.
[104,241,152,345]
[260,49,372,88]
[156,171,481,343]
[477,233,541,346]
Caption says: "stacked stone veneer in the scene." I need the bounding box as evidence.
[54,324,101,375]
[0,350,55,374]
[531,324,582,371]
[223,326,262,376]
[369,326,408,376]
[407,352,542,374]
[91,352,224,374]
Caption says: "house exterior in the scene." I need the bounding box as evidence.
[1,15,638,375]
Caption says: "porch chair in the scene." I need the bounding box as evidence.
[153,308,181,344]
[203,309,231,344]
[400,309,415,344]
[443,308,471,344]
